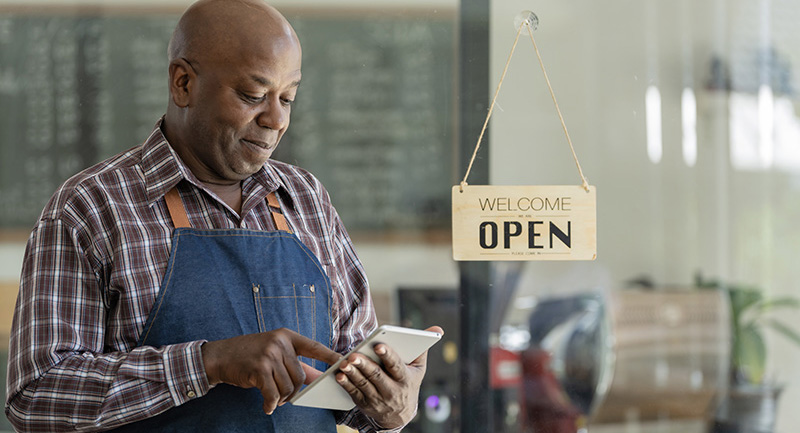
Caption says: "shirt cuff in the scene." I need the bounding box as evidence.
[162,340,210,407]
[372,420,406,433]
[336,404,417,433]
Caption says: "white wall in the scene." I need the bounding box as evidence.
[0,243,24,280]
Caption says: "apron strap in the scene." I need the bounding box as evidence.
[165,187,191,228]
[164,186,292,233]
[267,192,293,233]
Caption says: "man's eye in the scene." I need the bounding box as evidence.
[281,98,295,107]
[241,93,265,103]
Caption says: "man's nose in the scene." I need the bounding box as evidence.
[256,98,287,130]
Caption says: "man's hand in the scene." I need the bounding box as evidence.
[201,328,341,415]
[335,326,444,429]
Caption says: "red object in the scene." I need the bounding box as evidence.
[490,346,522,389]
[519,348,580,433]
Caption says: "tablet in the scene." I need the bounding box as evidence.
[289,325,442,410]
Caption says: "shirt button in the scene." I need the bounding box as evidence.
[187,390,197,398]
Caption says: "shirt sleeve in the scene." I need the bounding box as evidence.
[326,207,377,355]
[4,217,210,432]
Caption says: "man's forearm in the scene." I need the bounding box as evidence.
[5,341,208,432]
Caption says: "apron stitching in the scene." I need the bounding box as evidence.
[312,283,316,369]
[261,287,268,332]
[293,283,300,337]
[252,285,258,332]
[259,291,266,332]
[253,284,264,333]
[186,232,290,239]
[287,237,330,292]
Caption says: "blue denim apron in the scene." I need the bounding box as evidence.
[114,187,336,432]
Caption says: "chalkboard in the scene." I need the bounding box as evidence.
[0,12,455,231]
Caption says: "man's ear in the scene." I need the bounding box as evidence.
[168,58,195,108]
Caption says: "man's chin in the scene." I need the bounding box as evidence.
[232,160,270,178]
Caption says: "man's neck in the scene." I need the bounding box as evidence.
[205,181,243,215]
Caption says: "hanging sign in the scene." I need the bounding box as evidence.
[452,185,596,261]
[452,11,597,261]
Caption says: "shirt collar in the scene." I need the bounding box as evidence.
[142,118,187,205]
[259,160,296,210]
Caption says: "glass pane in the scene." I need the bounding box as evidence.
[486,0,800,432]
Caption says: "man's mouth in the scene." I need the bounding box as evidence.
[242,139,273,151]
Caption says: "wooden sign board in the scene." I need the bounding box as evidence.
[452,185,597,261]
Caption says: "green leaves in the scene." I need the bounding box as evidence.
[729,287,762,323]
[734,323,766,383]
[765,318,800,347]
[695,274,800,384]
[728,287,800,384]
[757,297,800,314]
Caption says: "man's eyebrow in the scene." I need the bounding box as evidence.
[250,75,301,88]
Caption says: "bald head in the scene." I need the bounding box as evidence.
[168,0,299,65]
[162,0,303,187]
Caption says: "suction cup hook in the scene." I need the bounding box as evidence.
[514,10,539,31]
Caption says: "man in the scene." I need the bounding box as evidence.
[5,0,440,431]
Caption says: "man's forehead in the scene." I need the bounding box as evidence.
[248,74,302,87]
[192,28,302,84]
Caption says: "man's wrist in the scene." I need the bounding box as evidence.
[200,340,221,386]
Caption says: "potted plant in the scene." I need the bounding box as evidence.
[696,275,800,433]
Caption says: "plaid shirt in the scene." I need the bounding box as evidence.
[5,120,395,432]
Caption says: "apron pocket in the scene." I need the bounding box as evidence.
[252,282,319,343]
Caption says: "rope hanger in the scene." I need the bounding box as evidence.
[459,11,590,193]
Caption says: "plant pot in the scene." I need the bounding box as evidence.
[711,384,783,433]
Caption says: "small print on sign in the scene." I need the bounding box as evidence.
[452,185,597,261]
